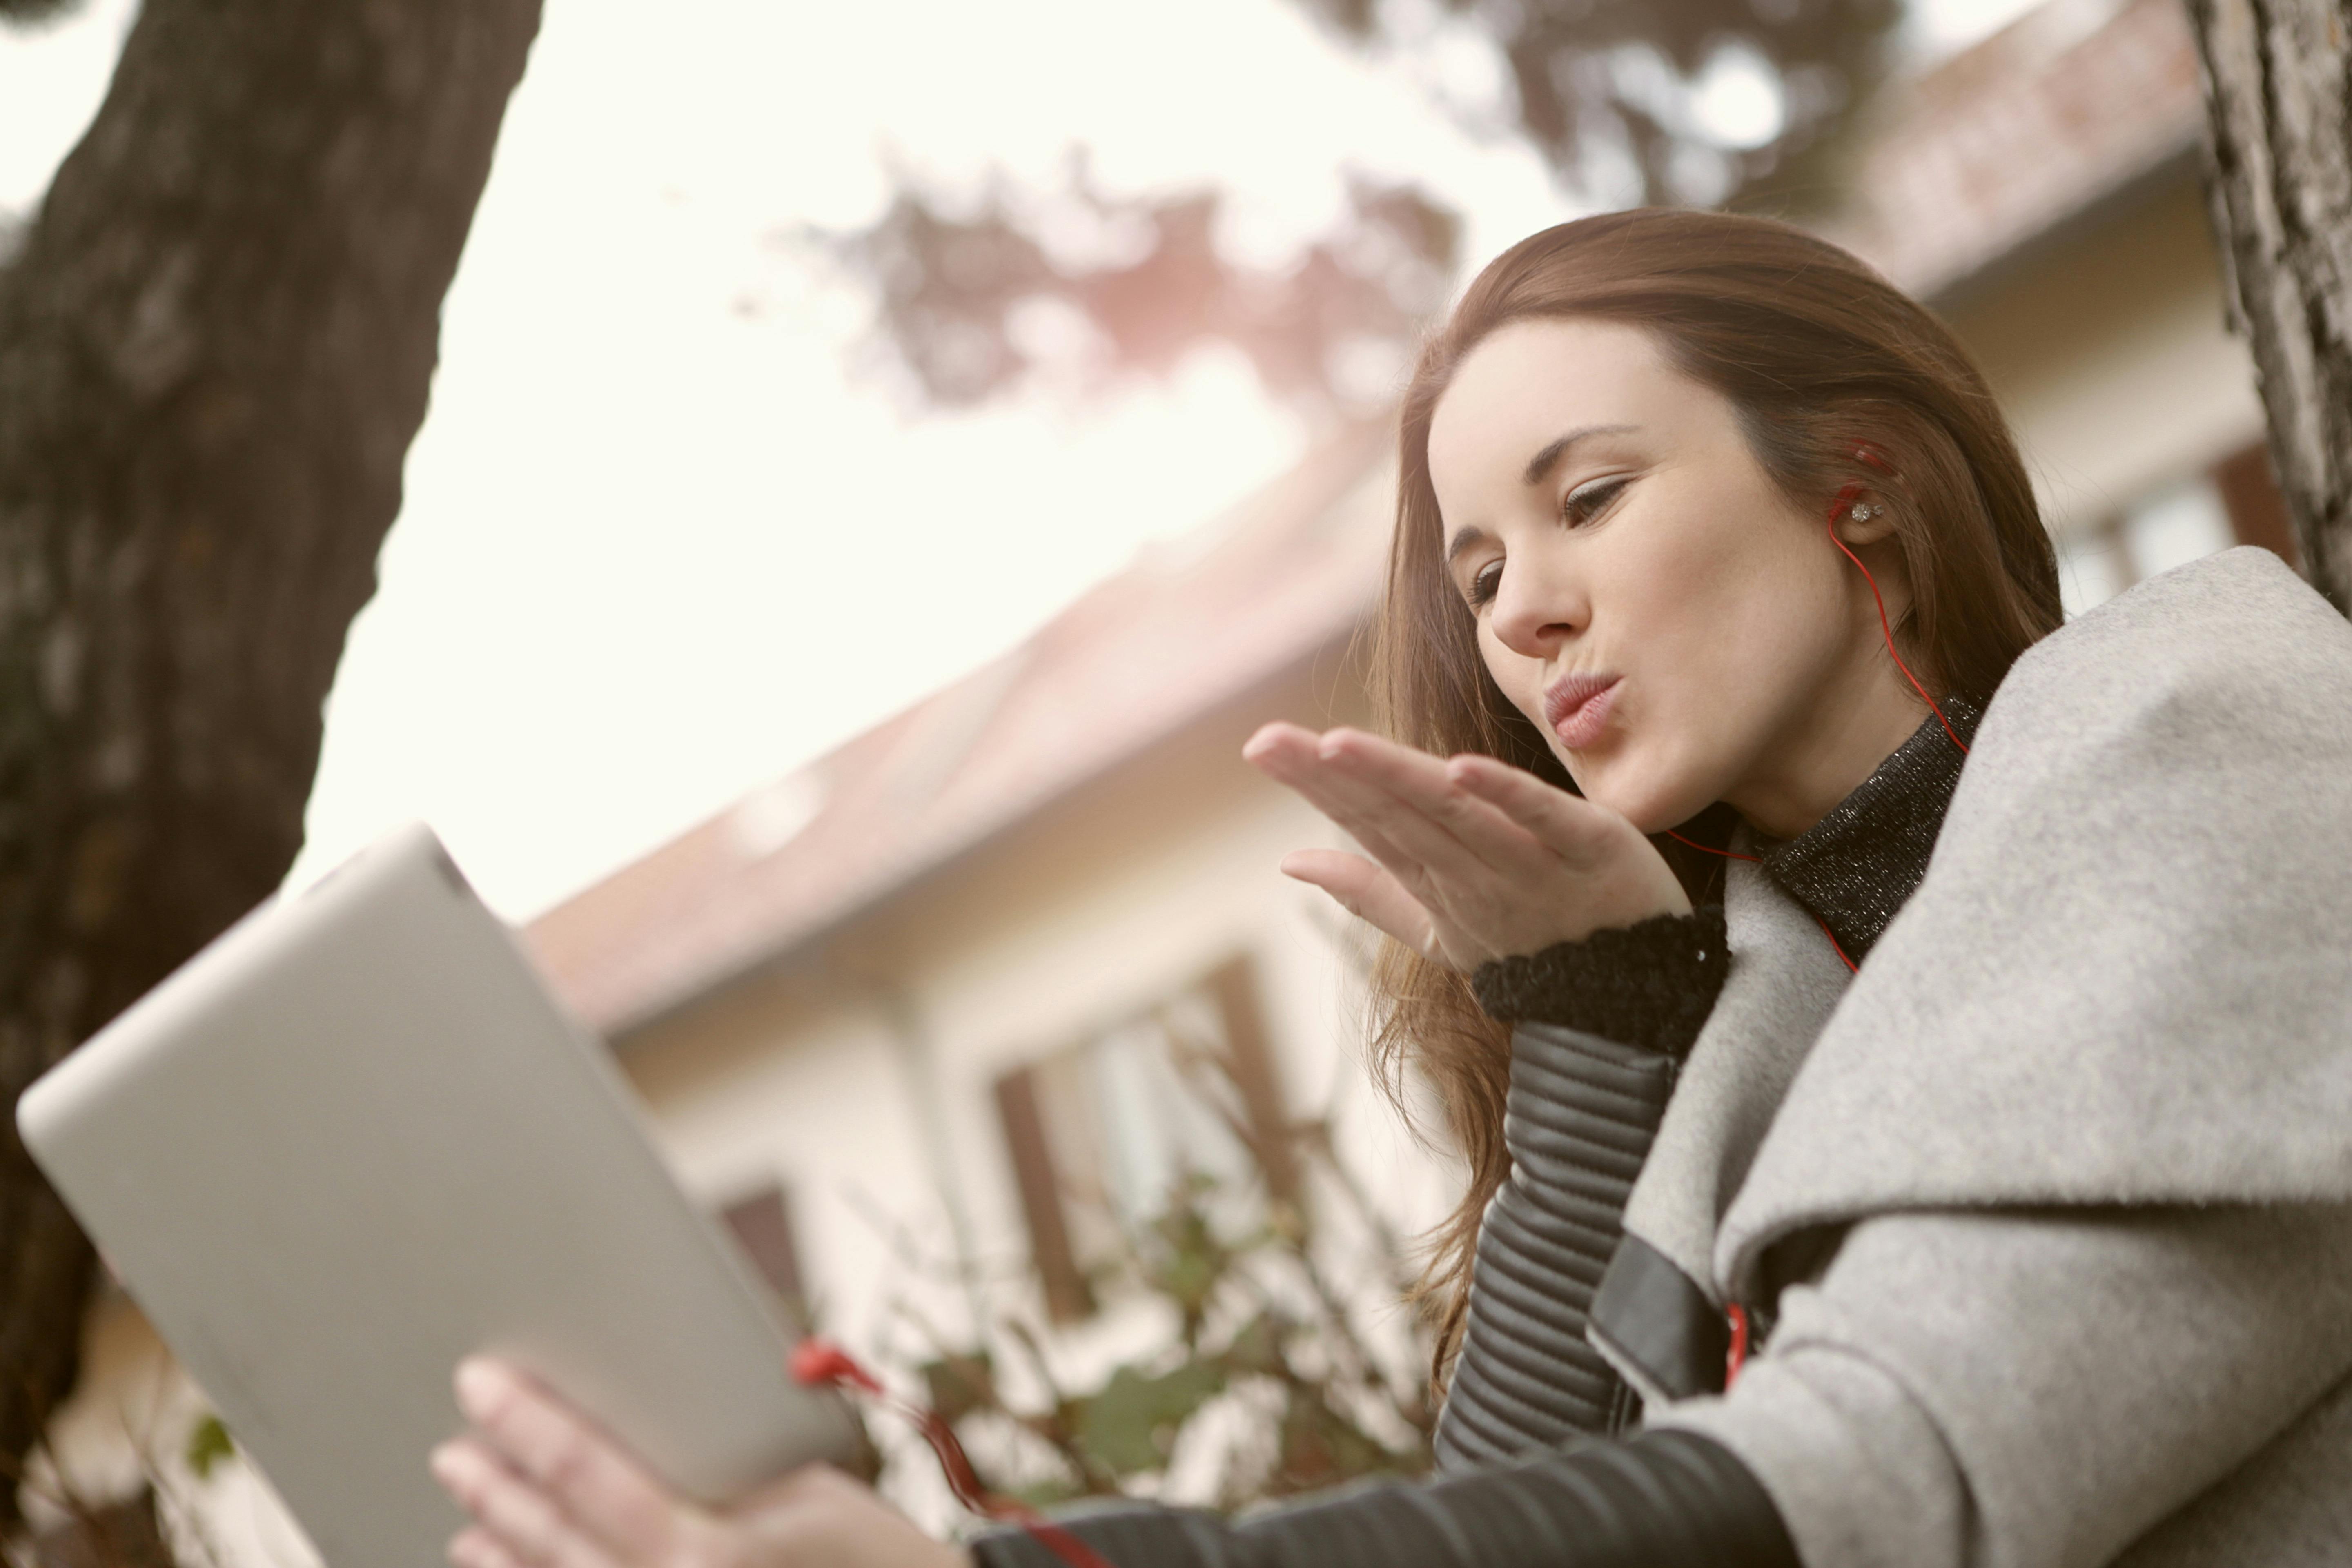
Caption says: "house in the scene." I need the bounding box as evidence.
[25,0,2304,1554]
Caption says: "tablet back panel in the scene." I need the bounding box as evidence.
[18,823,854,1568]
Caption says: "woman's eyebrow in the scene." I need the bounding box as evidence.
[1443,423,1642,566]
[1521,423,1640,488]
[1444,525,1492,568]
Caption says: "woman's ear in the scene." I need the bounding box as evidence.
[1833,494,1900,546]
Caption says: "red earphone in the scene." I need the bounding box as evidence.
[791,1337,1114,1568]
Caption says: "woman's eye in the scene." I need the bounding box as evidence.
[1467,560,1504,608]
[1563,477,1629,526]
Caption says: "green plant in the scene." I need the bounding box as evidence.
[878,1069,1436,1515]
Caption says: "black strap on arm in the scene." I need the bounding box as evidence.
[966,1427,1798,1568]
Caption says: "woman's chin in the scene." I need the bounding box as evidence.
[1578,760,1715,837]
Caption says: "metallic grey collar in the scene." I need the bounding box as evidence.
[1760,695,1985,962]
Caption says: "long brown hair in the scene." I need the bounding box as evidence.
[1370,207,2063,1388]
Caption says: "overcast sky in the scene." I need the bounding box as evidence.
[1,0,2038,920]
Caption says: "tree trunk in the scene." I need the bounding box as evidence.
[2185,0,2352,613]
[0,0,541,1529]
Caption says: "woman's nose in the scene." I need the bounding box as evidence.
[1489,562,1584,659]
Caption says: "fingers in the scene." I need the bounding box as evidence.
[728,1466,967,1568]
[1278,850,1439,955]
[432,1438,621,1568]
[1254,725,1546,888]
[449,1527,527,1568]
[1247,724,1688,957]
[1311,729,1544,873]
[1448,755,1690,918]
[732,1461,858,1513]
[1245,724,1427,873]
[1443,753,1615,862]
[447,1359,685,1567]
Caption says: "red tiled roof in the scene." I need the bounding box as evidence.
[527,423,1394,1033]
[528,0,2210,1035]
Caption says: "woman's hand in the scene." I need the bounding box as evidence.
[432,1358,967,1568]
[1242,724,1689,969]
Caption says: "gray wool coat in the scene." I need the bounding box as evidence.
[1621,546,2352,1566]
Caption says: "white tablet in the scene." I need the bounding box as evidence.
[17,822,857,1568]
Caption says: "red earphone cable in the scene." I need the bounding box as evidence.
[1662,829,1759,867]
[1657,459,1969,977]
[1668,447,1960,1373]
[1662,829,1858,973]
[1825,479,1969,757]
[791,1339,1114,1568]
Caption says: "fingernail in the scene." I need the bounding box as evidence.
[430,1443,476,1500]
[454,1359,504,1416]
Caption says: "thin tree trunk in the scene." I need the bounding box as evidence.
[0,0,541,1529]
[2185,0,2352,613]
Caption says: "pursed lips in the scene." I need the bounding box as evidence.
[1543,671,1621,748]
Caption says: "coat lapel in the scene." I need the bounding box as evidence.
[1590,852,1851,1398]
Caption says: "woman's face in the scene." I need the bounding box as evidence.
[1426,316,1927,840]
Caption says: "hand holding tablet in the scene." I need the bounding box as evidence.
[432,1357,963,1568]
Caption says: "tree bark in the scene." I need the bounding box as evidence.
[2185,0,2352,613]
[0,0,541,1528]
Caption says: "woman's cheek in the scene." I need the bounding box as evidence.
[1481,640,1551,736]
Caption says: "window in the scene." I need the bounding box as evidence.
[2054,440,2296,617]
[2211,441,2299,567]
[993,956,1295,1323]
[718,1183,808,1327]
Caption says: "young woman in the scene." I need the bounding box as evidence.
[431,209,2352,1568]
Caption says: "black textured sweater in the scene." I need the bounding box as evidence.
[971,701,1980,1568]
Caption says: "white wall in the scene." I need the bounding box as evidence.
[1944,176,2266,539]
